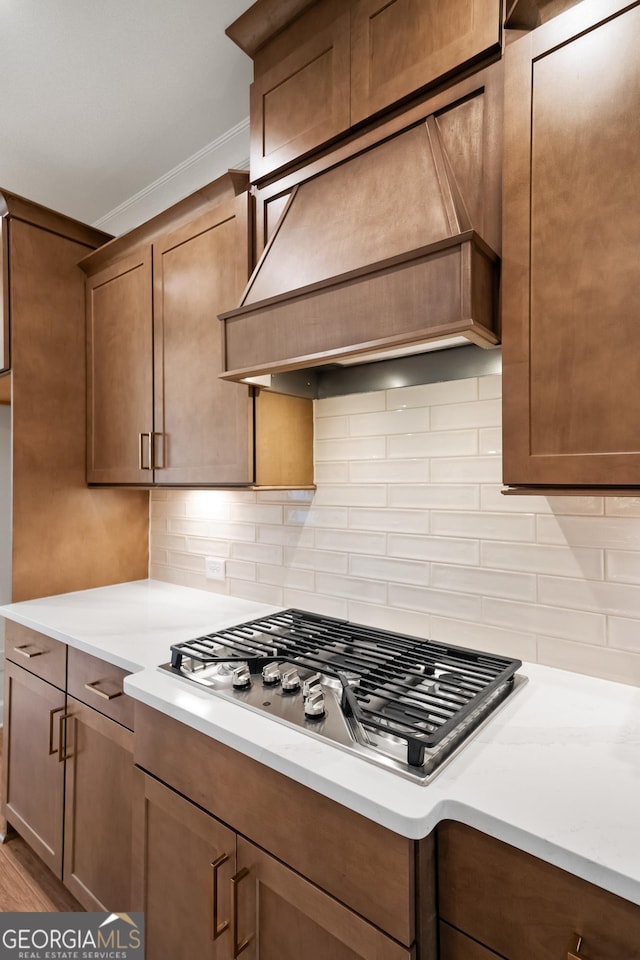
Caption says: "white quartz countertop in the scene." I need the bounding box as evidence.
[2,579,640,909]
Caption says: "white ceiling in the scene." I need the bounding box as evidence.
[0,0,256,228]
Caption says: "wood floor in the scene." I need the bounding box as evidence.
[0,728,83,912]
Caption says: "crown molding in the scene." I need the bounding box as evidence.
[93,117,250,236]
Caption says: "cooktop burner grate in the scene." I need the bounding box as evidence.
[168,609,522,770]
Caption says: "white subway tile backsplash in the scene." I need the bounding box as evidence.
[349,407,429,437]
[312,484,387,507]
[315,528,387,555]
[478,375,501,400]
[388,430,477,459]
[431,511,536,542]
[316,572,387,603]
[606,549,640,584]
[389,584,483,621]
[285,546,348,574]
[430,457,502,483]
[349,507,429,534]
[478,427,502,455]
[607,616,640,653]
[537,515,640,549]
[389,534,480,565]
[350,459,429,483]
[481,541,604,581]
[538,575,640,619]
[536,635,640,686]
[431,563,536,602]
[386,379,478,408]
[314,416,349,439]
[483,598,606,645]
[430,398,501,431]
[150,376,640,688]
[430,616,537,661]
[389,484,479,511]
[315,436,386,461]
[316,392,386,417]
[283,589,348,620]
[348,554,428,586]
[314,461,350,482]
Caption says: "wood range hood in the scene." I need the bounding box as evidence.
[220,75,502,384]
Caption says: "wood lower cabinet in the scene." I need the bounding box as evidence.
[235,837,412,960]
[438,821,640,960]
[133,773,235,960]
[439,923,502,960]
[502,0,640,489]
[63,697,136,910]
[2,625,138,912]
[3,660,66,875]
[134,704,421,957]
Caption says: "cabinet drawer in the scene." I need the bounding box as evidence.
[135,703,415,946]
[5,622,66,690]
[67,647,134,731]
[438,821,640,960]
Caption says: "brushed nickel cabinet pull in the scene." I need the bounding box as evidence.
[58,713,74,762]
[568,934,594,960]
[150,432,164,470]
[210,852,229,940]
[231,867,251,958]
[84,679,123,701]
[48,706,65,756]
[15,644,45,659]
[138,432,152,470]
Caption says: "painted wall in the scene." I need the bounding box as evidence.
[150,374,640,686]
[0,403,11,723]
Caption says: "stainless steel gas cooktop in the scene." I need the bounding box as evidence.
[160,609,525,784]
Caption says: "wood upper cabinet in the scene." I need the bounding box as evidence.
[231,0,502,182]
[152,207,252,485]
[83,173,313,488]
[438,821,640,960]
[350,0,501,125]
[502,0,640,489]
[86,248,154,484]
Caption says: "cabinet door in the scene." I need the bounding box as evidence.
[440,922,504,960]
[62,697,136,911]
[86,248,153,484]
[153,200,253,485]
[350,0,501,124]
[3,661,65,876]
[249,2,350,181]
[132,772,236,960]
[234,837,413,960]
[502,0,640,487]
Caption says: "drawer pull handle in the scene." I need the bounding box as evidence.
[15,644,45,659]
[568,935,593,960]
[84,679,123,701]
[231,867,251,957]
[210,853,229,940]
[48,706,65,755]
[138,432,152,471]
[58,713,74,762]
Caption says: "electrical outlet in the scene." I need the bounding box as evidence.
[205,556,226,581]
